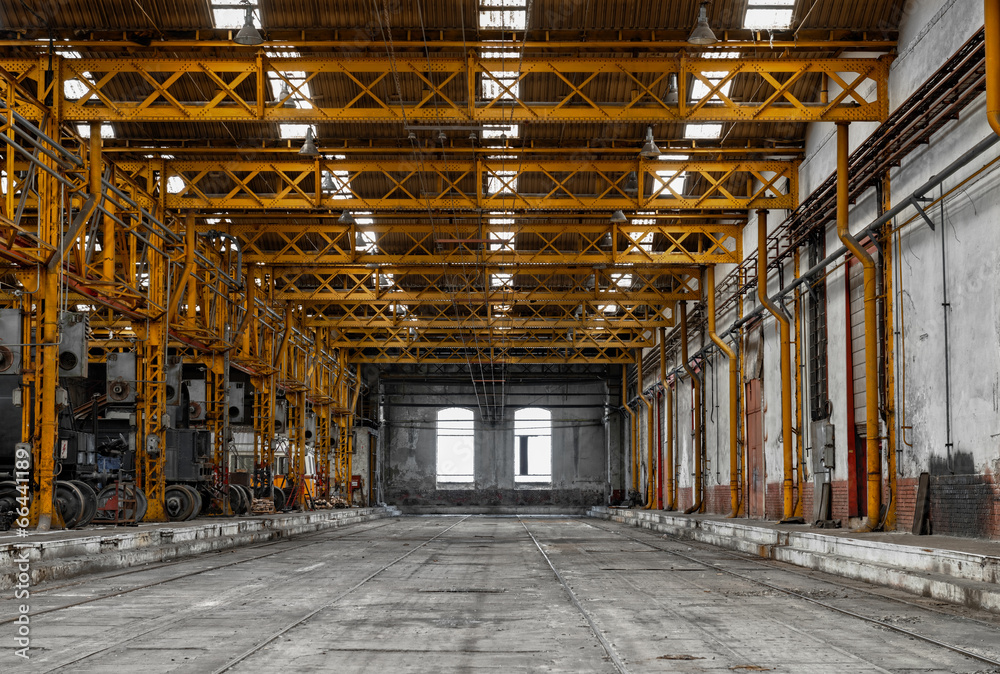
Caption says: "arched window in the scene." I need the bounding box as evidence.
[437,407,475,486]
[514,407,551,485]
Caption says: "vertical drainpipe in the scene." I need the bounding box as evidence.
[622,365,637,498]
[987,0,1000,136]
[836,122,882,530]
[639,346,656,509]
[681,302,703,514]
[658,326,667,509]
[756,209,797,522]
[706,267,740,517]
[662,328,676,509]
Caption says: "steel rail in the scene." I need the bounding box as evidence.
[211,515,471,674]
[0,517,400,627]
[519,517,631,674]
[585,519,1000,669]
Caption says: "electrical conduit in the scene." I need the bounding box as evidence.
[706,267,740,517]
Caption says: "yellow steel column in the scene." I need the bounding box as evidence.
[986,0,1000,135]
[661,326,675,509]
[756,209,796,522]
[638,348,655,509]
[139,250,168,521]
[621,365,636,495]
[681,302,703,514]
[34,59,62,529]
[836,122,881,530]
[706,268,739,517]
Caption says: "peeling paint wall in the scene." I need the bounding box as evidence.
[627,0,1000,537]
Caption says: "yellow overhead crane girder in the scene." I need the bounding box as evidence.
[1,53,890,124]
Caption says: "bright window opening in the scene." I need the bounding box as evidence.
[279,123,313,139]
[488,170,517,195]
[653,154,690,197]
[212,1,251,29]
[482,70,520,101]
[268,56,313,110]
[514,407,551,484]
[324,154,352,200]
[76,123,115,139]
[355,211,376,253]
[491,272,513,288]
[479,0,527,30]
[437,407,475,486]
[685,123,723,140]
[482,125,519,139]
[611,273,632,289]
[166,176,186,194]
[745,0,795,30]
[689,52,739,103]
[630,212,655,252]
[489,212,515,251]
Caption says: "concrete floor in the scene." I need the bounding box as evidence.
[3,516,1000,673]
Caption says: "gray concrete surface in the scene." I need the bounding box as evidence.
[3,516,1000,672]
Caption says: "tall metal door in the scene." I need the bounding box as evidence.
[745,379,765,518]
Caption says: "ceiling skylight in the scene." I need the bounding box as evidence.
[685,123,723,140]
[212,1,251,30]
[479,0,527,30]
[689,52,739,103]
[76,123,115,139]
[745,0,795,30]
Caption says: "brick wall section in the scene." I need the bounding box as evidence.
[929,473,1000,540]
[831,480,850,523]
[801,481,814,521]
[894,477,920,531]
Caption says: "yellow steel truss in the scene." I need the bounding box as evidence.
[1,54,890,124]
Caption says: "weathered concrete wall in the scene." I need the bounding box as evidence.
[383,378,611,507]
[626,0,1000,537]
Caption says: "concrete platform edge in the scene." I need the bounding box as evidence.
[589,506,1000,615]
[0,506,400,589]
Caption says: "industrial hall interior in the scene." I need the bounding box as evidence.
[6,0,1000,671]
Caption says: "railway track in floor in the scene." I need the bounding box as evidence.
[1,517,404,628]
[583,518,1000,669]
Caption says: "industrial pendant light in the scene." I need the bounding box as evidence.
[234,1,264,46]
[321,172,336,192]
[663,73,680,105]
[279,81,296,108]
[338,211,356,225]
[688,2,717,46]
[640,127,661,158]
[624,171,638,194]
[298,127,319,156]
[610,210,628,223]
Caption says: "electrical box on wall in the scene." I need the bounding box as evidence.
[106,352,137,404]
[58,312,89,378]
[0,308,22,374]
[812,421,835,469]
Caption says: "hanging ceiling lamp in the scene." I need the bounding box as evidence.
[688,2,718,46]
[234,1,264,46]
[624,171,638,194]
[663,73,680,105]
[298,127,319,156]
[321,172,336,192]
[640,127,661,158]
[610,210,628,223]
[338,211,356,225]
